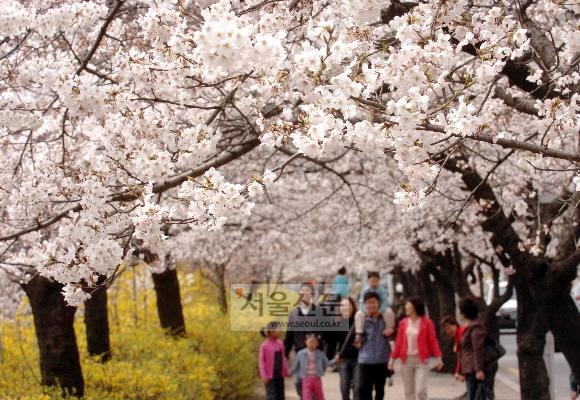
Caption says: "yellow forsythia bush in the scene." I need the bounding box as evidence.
[0,266,262,399]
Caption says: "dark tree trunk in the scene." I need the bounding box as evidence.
[215,263,228,314]
[436,272,458,374]
[152,268,186,336]
[418,263,456,372]
[443,156,580,395]
[400,269,420,298]
[84,284,111,362]
[217,278,228,314]
[484,265,502,343]
[23,276,84,397]
[516,279,550,400]
[418,265,439,323]
[545,261,580,382]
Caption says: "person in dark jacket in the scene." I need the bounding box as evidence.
[284,283,323,399]
[459,297,487,400]
[334,297,359,400]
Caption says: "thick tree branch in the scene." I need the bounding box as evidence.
[493,86,539,116]
[442,154,532,269]
[422,123,580,163]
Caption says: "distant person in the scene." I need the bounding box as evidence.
[291,334,329,400]
[357,292,392,400]
[441,315,467,382]
[389,296,443,400]
[334,297,359,400]
[332,266,350,299]
[320,288,340,363]
[355,272,394,347]
[284,283,323,399]
[458,297,488,400]
[352,279,363,301]
[259,322,290,400]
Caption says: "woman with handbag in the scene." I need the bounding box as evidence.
[458,297,491,400]
[334,297,359,400]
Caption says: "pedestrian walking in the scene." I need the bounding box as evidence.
[357,292,392,400]
[332,266,350,299]
[354,272,394,348]
[389,296,443,400]
[458,297,493,400]
[284,283,324,399]
[441,315,468,383]
[259,322,290,400]
[334,297,360,400]
[291,334,329,400]
[320,287,340,363]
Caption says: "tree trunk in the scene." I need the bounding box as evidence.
[152,268,186,336]
[516,279,550,399]
[216,263,228,314]
[201,262,229,314]
[84,284,111,362]
[23,276,84,397]
[443,156,580,395]
[217,278,228,314]
[436,272,458,374]
[545,262,580,381]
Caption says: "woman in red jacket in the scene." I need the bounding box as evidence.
[388,297,443,400]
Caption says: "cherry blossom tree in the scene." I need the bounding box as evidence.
[1,0,579,396]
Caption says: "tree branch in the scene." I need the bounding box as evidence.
[422,123,580,163]
[76,0,123,75]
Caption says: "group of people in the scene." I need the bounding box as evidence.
[259,269,500,400]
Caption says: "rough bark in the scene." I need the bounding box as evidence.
[84,284,111,362]
[23,275,84,397]
[417,250,460,374]
[516,278,550,400]
[444,155,580,395]
[152,268,186,337]
[436,271,458,374]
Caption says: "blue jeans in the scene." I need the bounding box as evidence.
[339,358,359,400]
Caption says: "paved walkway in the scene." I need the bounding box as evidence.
[256,367,519,399]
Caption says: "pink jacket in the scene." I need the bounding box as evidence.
[259,338,289,379]
[391,316,442,364]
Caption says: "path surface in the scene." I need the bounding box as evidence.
[256,365,519,399]
[499,332,571,400]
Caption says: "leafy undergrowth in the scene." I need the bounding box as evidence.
[0,267,261,399]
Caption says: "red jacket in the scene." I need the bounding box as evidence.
[454,325,468,374]
[391,316,442,364]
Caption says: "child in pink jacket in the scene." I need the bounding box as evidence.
[259,322,290,400]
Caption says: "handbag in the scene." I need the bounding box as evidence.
[474,383,491,400]
[484,335,506,365]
